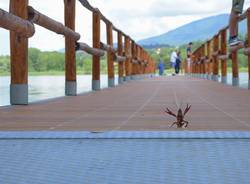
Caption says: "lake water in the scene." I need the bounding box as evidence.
[0,73,249,106]
[0,75,119,107]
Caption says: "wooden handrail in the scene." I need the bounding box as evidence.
[115,54,126,62]
[76,42,105,57]
[78,0,126,36]
[100,42,116,52]
[3,0,156,105]
[190,8,250,88]
[28,6,80,40]
[0,8,35,37]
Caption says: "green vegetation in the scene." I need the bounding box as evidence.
[148,41,204,70]
[148,42,249,71]
[0,42,249,76]
[0,48,109,76]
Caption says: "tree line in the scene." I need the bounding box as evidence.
[0,48,107,74]
[148,42,249,70]
[0,42,249,75]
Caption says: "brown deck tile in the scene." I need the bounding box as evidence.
[0,76,250,131]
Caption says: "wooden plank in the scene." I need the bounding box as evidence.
[106,23,114,80]
[0,8,34,37]
[92,10,101,81]
[10,0,29,84]
[65,0,76,83]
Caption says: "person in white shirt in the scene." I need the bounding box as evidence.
[170,50,178,76]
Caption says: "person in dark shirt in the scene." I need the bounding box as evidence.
[175,51,182,74]
[186,42,192,58]
[186,42,192,74]
[229,0,245,46]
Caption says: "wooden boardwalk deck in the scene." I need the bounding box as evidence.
[0,76,250,131]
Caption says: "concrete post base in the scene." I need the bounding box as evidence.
[212,75,218,82]
[125,76,131,82]
[10,84,28,105]
[131,75,137,80]
[204,74,208,79]
[65,81,77,96]
[118,77,123,84]
[221,76,227,84]
[108,78,115,88]
[92,80,100,91]
[232,77,239,87]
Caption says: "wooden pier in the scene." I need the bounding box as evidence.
[0,0,250,131]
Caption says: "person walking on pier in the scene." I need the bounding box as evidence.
[229,0,245,46]
[158,59,165,76]
[186,42,192,74]
[170,50,177,76]
[175,51,182,74]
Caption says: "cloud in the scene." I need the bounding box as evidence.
[1,0,250,55]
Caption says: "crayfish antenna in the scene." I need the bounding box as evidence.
[183,104,191,116]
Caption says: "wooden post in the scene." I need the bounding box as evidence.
[65,0,77,96]
[247,9,250,89]
[124,36,130,81]
[201,45,206,78]
[106,22,114,87]
[231,51,240,86]
[213,35,219,81]
[92,10,101,90]
[135,45,139,78]
[198,48,201,77]
[117,31,124,84]
[10,0,29,105]
[220,29,228,84]
[207,40,212,80]
[131,41,136,80]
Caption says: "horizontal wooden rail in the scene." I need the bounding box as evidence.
[229,42,245,52]
[28,6,80,40]
[212,51,220,57]
[76,42,105,57]
[3,0,156,105]
[218,54,231,60]
[244,47,250,55]
[78,0,125,35]
[115,54,126,62]
[190,8,250,88]
[0,8,34,37]
[132,59,138,64]
[100,42,116,52]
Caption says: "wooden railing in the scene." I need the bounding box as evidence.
[186,8,250,89]
[0,0,156,105]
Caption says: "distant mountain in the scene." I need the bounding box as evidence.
[138,14,247,46]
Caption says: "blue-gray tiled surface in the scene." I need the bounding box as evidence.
[0,131,250,184]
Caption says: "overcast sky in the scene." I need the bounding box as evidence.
[1,0,250,55]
